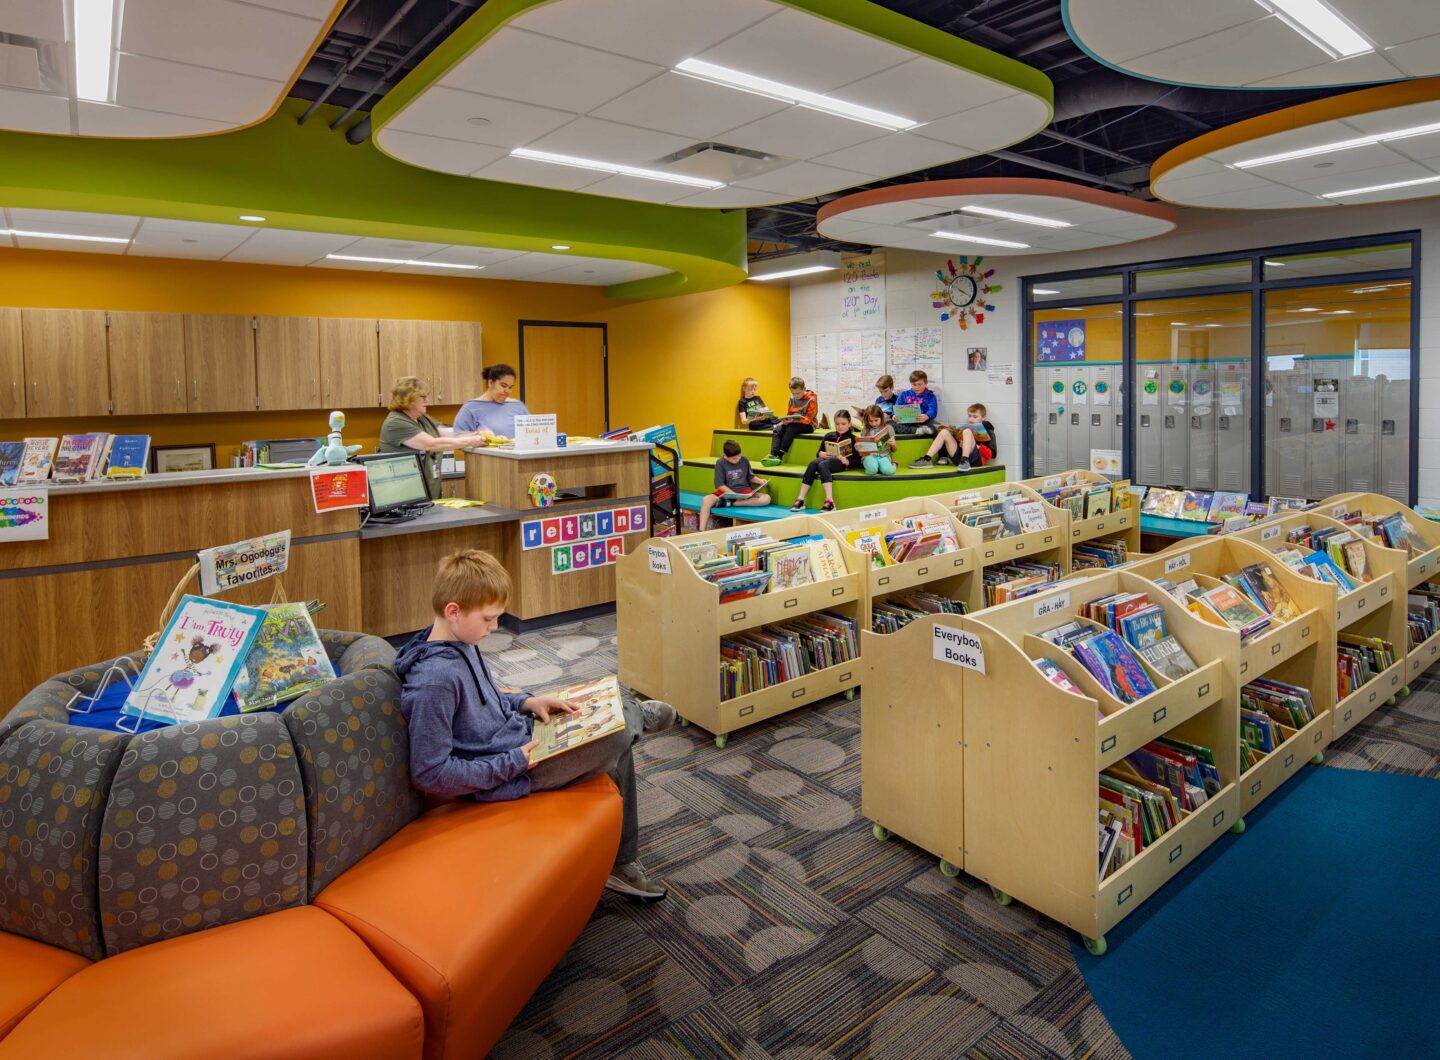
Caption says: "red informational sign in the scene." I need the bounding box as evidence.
[309,466,369,514]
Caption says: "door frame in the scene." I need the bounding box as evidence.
[516,320,610,431]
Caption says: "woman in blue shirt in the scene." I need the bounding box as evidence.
[454,363,530,438]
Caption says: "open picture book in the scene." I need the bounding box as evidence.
[529,674,627,764]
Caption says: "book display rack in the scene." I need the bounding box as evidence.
[1020,469,1142,558]
[932,482,1071,573]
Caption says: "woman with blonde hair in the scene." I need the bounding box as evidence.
[378,376,494,499]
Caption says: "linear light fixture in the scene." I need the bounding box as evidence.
[74,0,119,103]
[1264,260,1285,266]
[2,228,129,244]
[674,58,917,132]
[1253,0,1373,60]
[1032,287,1061,295]
[1321,174,1440,199]
[326,254,481,270]
[960,204,1071,228]
[931,230,1030,249]
[1233,120,1440,169]
[510,147,723,189]
[749,250,841,282]
[1352,283,1406,293]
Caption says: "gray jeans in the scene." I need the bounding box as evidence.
[528,695,642,865]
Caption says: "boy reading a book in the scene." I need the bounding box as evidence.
[910,402,997,470]
[700,440,771,530]
[894,370,938,437]
[761,377,818,466]
[872,375,898,418]
[397,549,677,900]
[791,409,856,512]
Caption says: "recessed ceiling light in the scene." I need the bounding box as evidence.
[1233,120,1440,169]
[960,204,1071,228]
[930,230,1029,249]
[551,244,570,250]
[1032,287,1061,295]
[1,228,130,245]
[510,147,724,189]
[1329,309,1355,314]
[1252,0,1373,60]
[1321,174,1440,199]
[1293,307,1323,312]
[749,250,841,282]
[673,58,918,132]
[466,117,491,127]
[239,215,266,222]
[325,253,482,270]
[74,0,118,103]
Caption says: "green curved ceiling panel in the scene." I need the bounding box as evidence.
[0,100,748,299]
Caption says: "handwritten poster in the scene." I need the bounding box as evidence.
[812,332,840,396]
[197,530,291,596]
[860,330,887,382]
[915,326,944,380]
[887,328,916,373]
[792,334,816,379]
[841,252,885,328]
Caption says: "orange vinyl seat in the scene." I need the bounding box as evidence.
[315,775,622,1060]
[0,906,424,1060]
[0,934,89,1041]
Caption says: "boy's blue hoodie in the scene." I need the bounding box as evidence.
[395,629,534,801]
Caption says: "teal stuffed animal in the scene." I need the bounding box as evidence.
[308,410,362,466]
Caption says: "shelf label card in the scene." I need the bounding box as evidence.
[1034,592,1071,619]
[1261,525,1281,542]
[726,527,766,546]
[1043,476,1062,489]
[646,544,671,575]
[858,507,888,522]
[1331,503,1347,518]
[933,625,985,673]
[1164,552,1192,574]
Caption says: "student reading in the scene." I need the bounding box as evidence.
[454,363,530,438]
[761,377,819,466]
[397,549,678,901]
[791,409,856,512]
[700,440,771,530]
[909,403,997,470]
[378,376,494,499]
[736,377,777,430]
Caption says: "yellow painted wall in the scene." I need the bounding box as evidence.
[0,249,789,461]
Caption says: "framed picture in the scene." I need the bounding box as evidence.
[967,347,988,372]
[152,444,216,474]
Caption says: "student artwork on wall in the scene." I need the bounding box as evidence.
[932,256,1001,330]
[1037,319,1086,362]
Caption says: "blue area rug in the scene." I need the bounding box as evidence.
[1074,766,1439,1058]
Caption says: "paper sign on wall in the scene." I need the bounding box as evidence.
[310,466,369,513]
[0,488,48,542]
[1036,319,1086,362]
[1090,449,1122,476]
[933,624,985,673]
[197,530,291,595]
[840,252,885,327]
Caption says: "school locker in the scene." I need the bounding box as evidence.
[1088,364,1121,470]
[1216,362,1249,493]
[1188,362,1217,489]
[1306,362,1343,498]
[1136,367,1164,485]
[1267,358,1308,498]
[1066,365,1092,471]
[1378,371,1410,503]
[1160,362,1189,487]
[1033,366,1068,474]
[1341,374,1378,494]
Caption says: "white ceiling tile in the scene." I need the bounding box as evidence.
[1343,0,1440,49]
[471,154,611,192]
[411,245,528,267]
[8,208,140,235]
[578,173,699,204]
[76,100,230,136]
[223,228,357,264]
[113,52,282,124]
[1249,50,1411,88]
[0,88,70,134]
[825,200,940,226]
[1289,159,1440,194]
[1065,0,1260,64]
[1384,33,1440,77]
[693,7,912,93]
[0,0,65,39]
[591,71,788,139]
[833,57,1018,124]
[136,217,256,238]
[512,0,775,65]
[811,132,964,179]
[1154,167,1286,200]
[14,234,129,254]
[1340,101,1440,135]
[723,106,888,158]
[337,236,455,259]
[128,237,246,260]
[524,116,693,167]
[1391,130,1440,165]
[913,94,1049,150]
[0,39,44,89]
[1248,142,1414,185]
[1130,19,1334,88]
[374,129,508,176]
[311,257,400,272]
[668,185,775,208]
[1206,118,1359,166]
[389,86,576,149]
[1318,179,1440,205]
[1185,185,1327,208]
[241,0,340,18]
[121,0,322,81]
[478,253,581,280]
[733,160,868,196]
[444,27,663,113]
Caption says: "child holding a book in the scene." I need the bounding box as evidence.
[700,440,772,530]
[872,375,898,418]
[761,377,818,466]
[791,409,857,512]
[909,403,998,470]
[397,549,677,901]
[736,377,777,431]
[894,370,938,437]
[856,405,897,476]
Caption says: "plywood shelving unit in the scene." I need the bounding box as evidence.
[1020,468,1142,556]
[931,482,1071,574]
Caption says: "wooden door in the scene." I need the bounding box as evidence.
[0,308,23,418]
[22,309,109,417]
[435,321,484,406]
[378,319,432,404]
[520,323,607,436]
[255,315,320,411]
[319,317,380,409]
[184,314,257,413]
[107,311,187,415]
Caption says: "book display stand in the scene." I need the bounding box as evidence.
[616,514,864,748]
[932,482,1071,573]
[1020,469,1142,556]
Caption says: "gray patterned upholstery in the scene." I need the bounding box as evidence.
[0,720,128,959]
[1,651,145,744]
[98,712,308,956]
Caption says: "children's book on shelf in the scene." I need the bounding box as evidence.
[1083,485,1111,519]
[720,611,859,701]
[1072,540,1128,569]
[1239,678,1313,768]
[870,591,966,633]
[1141,488,1185,519]
[984,561,1060,605]
[683,532,843,597]
[0,441,22,486]
[232,601,337,711]
[1196,583,1270,638]
[1178,490,1215,522]
[1034,656,1083,694]
[809,539,846,581]
[16,437,58,484]
[52,433,107,483]
[1408,586,1440,648]
[1335,633,1397,698]
[1137,635,1199,680]
[1301,550,1357,592]
[123,596,268,725]
[1227,563,1303,621]
[104,434,151,479]
[1015,500,1050,533]
[528,675,627,764]
[1267,495,1310,515]
[1070,629,1157,703]
[770,549,814,591]
[1208,491,1247,519]
[845,527,895,569]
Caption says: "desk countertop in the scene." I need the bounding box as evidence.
[43,465,313,496]
[359,504,521,540]
[459,440,653,461]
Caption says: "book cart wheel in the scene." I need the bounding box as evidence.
[679,717,690,728]
[714,734,728,749]
[1229,817,1246,835]
[1399,685,1411,697]
[844,688,857,701]
[1387,695,1398,706]
[1311,751,1325,765]
[990,887,1012,906]
[939,859,960,878]
[872,823,891,841]
[1084,935,1108,957]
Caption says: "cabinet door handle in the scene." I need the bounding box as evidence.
[192,378,198,401]
[10,381,15,405]
[31,380,36,408]
[175,377,182,402]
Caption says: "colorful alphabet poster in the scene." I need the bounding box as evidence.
[551,536,626,574]
[522,504,649,551]
[1036,319,1086,362]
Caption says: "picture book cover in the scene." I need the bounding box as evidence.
[1034,657,1083,695]
[1084,487,1111,519]
[1015,500,1049,533]
[1210,491,1248,518]
[232,602,337,712]
[1138,636,1198,679]
[770,549,814,591]
[824,438,854,460]
[17,437,58,483]
[1200,584,1269,633]
[893,405,920,424]
[1178,490,1214,522]
[105,434,151,478]
[1120,606,1168,649]
[0,441,22,486]
[528,675,627,764]
[53,434,103,482]
[1342,539,1368,581]
[1239,563,1302,621]
[1074,630,1157,703]
[1145,488,1185,519]
[808,540,846,581]
[845,527,895,568]
[123,596,268,725]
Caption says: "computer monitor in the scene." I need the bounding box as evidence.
[354,453,432,515]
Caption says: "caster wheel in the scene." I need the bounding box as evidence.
[1400,685,1411,697]
[1229,817,1246,835]
[1311,751,1324,765]
[1388,695,1397,706]
[990,886,1012,906]
[872,823,891,841]
[714,734,728,749]
[1084,935,1107,957]
[938,859,960,878]
[679,717,690,728]
[844,688,857,701]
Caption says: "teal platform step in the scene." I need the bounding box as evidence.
[677,490,795,522]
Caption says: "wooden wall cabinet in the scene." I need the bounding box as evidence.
[107,311,188,416]
[319,317,380,409]
[0,308,23,418]
[435,320,484,405]
[255,315,321,411]
[378,319,426,404]
[184,314,257,413]
[22,309,109,417]
[378,319,483,406]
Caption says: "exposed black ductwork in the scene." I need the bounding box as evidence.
[1050,69,1219,129]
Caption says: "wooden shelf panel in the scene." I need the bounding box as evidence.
[717,575,860,634]
[1408,549,1439,588]
[1071,508,1135,544]
[717,660,859,733]
[1239,715,1329,816]
[870,550,973,597]
[1408,629,1440,679]
[1095,660,1226,771]
[1333,661,1405,740]
[1238,609,1321,680]
[1336,572,1397,629]
[973,527,1064,567]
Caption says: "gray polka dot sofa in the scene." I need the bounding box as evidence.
[0,632,622,1059]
